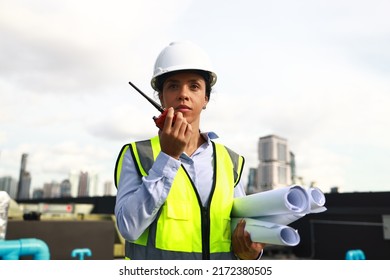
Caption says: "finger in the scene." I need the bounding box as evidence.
[238,220,255,250]
[238,219,246,236]
[233,219,242,235]
[252,242,265,251]
[163,107,175,130]
[183,123,193,140]
[176,114,188,136]
[233,219,246,246]
[243,230,254,249]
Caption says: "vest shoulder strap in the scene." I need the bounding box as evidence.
[114,144,129,188]
[114,137,158,188]
[212,141,245,187]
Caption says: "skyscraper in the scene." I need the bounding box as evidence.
[78,171,89,197]
[258,135,292,191]
[246,167,259,194]
[103,181,114,196]
[0,176,17,199]
[16,153,31,200]
[60,179,72,197]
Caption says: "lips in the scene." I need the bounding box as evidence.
[175,105,191,112]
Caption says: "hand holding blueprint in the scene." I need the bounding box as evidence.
[231,218,301,246]
[231,185,327,246]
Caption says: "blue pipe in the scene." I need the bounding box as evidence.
[345,249,366,260]
[0,238,50,260]
[71,248,92,260]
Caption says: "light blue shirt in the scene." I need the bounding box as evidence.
[115,132,246,241]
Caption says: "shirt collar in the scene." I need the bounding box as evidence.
[200,131,219,144]
[180,131,218,160]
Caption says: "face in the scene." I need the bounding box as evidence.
[159,71,209,124]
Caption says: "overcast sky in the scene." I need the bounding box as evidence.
[1,0,389,195]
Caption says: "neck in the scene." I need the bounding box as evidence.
[185,130,205,156]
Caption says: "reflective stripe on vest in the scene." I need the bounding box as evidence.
[115,136,244,259]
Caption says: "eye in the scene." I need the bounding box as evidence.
[164,82,178,90]
[190,83,201,90]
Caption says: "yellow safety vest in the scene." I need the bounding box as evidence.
[115,136,244,260]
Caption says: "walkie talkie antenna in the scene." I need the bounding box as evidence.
[128,81,164,113]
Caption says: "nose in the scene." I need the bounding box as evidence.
[177,85,190,100]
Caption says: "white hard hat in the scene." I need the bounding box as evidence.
[151,41,217,91]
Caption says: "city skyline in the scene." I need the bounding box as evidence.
[0,134,298,199]
[1,1,390,194]
[0,166,116,200]
[0,132,383,199]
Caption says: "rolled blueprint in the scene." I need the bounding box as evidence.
[0,191,11,240]
[231,185,309,218]
[231,218,300,246]
[251,186,327,225]
[307,186,327,213]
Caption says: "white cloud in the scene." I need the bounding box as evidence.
[0,0,192,94]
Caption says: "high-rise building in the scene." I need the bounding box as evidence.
[246,168,259,194]
[69,171,79,197]
[43,181,61,198]
[257,135,292,191]
[0,176,18,199]
[78,171,89,197]
[60,179,72,197]
[16,153,31,200]
[290,151,297,184]
[32,189,44,199]
[88,173,99,197]
[103,181,114,196]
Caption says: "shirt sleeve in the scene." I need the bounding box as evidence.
[234,179,247,198]
[114,148,181,241]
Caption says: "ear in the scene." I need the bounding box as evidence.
[203,96,209,109]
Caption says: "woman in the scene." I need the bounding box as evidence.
[115,41,264,260]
